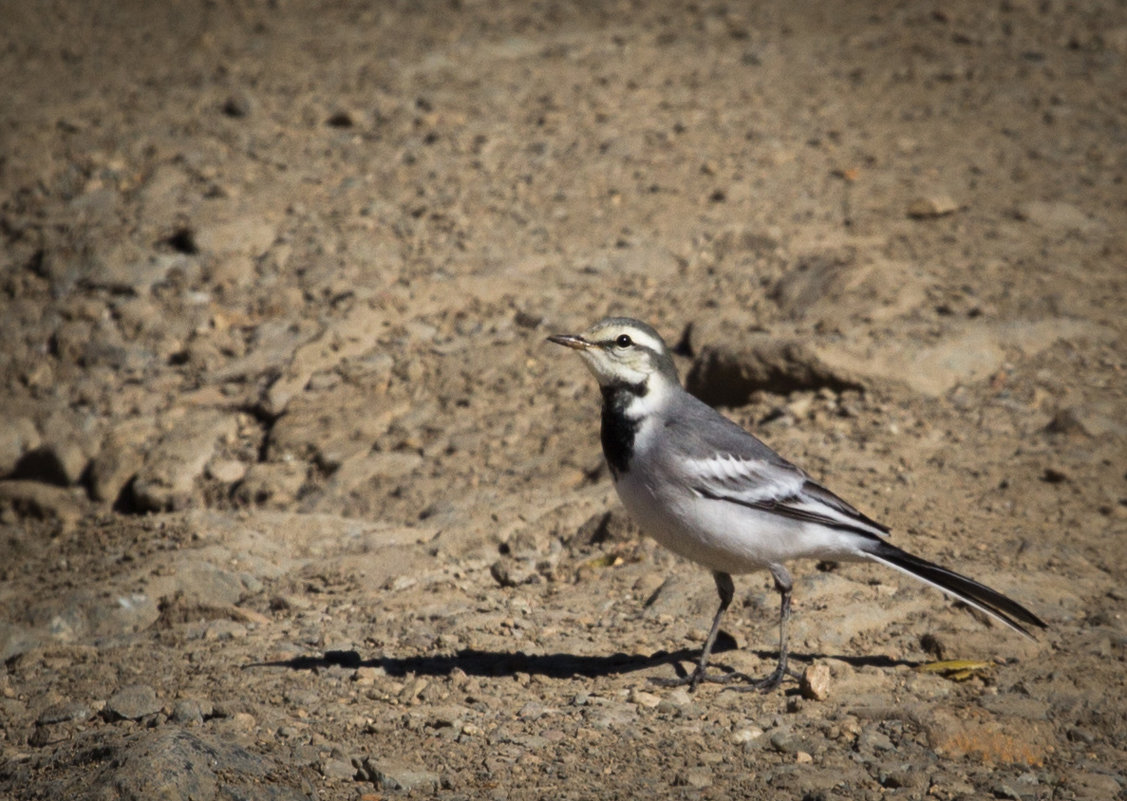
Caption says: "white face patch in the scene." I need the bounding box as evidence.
[573,320,677,391]
[577,348,648,387]
[621,372,675,419]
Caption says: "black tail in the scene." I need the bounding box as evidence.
[864,542,1047,638]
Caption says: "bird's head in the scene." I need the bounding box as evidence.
[547,317,680,392]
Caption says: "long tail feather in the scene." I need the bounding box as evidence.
[864,542,1047,638]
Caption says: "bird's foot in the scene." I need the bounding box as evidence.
[651,666,752,692]
[653,662,799,693]
[726,663,802,693]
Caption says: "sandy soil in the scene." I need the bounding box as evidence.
[2,1,1126,799]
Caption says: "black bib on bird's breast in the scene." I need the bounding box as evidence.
[600,382,646,478]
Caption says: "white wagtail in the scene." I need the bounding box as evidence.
[548,317,1046,691]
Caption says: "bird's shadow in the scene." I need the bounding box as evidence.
[248,637,918,681]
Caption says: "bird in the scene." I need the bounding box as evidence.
[547,317,1046,691]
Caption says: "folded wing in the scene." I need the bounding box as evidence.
[685,454,891,542]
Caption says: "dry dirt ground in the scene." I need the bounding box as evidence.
[2,1,1126,799]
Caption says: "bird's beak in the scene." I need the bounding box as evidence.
[547,333,591,350]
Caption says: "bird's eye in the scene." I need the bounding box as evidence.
[615,334,633,348]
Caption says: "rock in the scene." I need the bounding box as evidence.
[15,441,89,487]
[569,509,638,548]
[1067,770,1124,799]
[93,591,162,640]
[87,432,145,505]
[104,684,161,721]
[0,480,85,528]
[1045,405,1126,438]
[79,338,123,372]
[1015,200,1098,232]
[768,249,855,320]
[70,239,140,293]
[212,711,258,736]
[12,586,159,649]
[322,450,424,497]
[193,213,277,259]
[517,700,547,720]
[922,708,1052,765]
[490,557,539,587]
[221,92,255,118]
[233,461,308,508]
[584,700,639,731]
[686,338,863,405]
[36,240,89,296]
[356,757,440,792]
[732,725,765,744]
[856,725,896,755]
[640,572,721,620]
[907,194,959,218]
[428,705,470,730]
[628,689,661,708]
[170,698,210,725]
[817,318,1115,397]
[880,770,928,790]
[768,729,805,754]
[320,758,356,781]
[39,728,310,800]
[150,562,257,608]
[265,384,404,465]
[979,694,1051,722]
[113,295,174,348]
[206,458,248,484]
[37,700,92,725]
[136,164,192,224]
[259,306,393,418]
[632,572,666,603]
[0,417,40,476]
[208,318,319,387]
[131,411,237,511]
[207,253,257,289]
[86,248,195,295]
[677,767,713,788]
[799,664,832,701]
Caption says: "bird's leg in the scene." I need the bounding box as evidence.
[688,571,735,690]
[653,571,734,691]
[748,564,795,691]
[653,568,799,692]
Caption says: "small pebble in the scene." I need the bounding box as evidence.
[800,664,832,701]
[104,685,161,721]
[769,730,803,754]
[320,758,356,781]
[37,701,91,725]
[170,698,209,725]
[678,768,713,788]
[907,194,958,218]
[732,725,765,744]
[628,689,661,708]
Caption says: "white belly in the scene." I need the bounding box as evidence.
[613,465,860,575]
